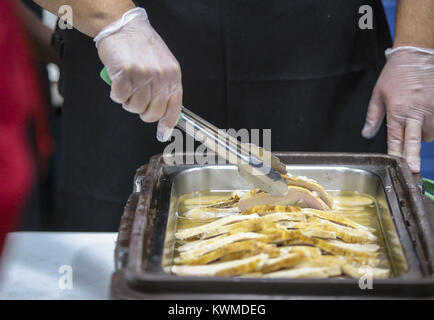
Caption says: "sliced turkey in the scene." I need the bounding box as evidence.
[183,207,240,220]
[282,174,333,209]
[238,186,330,211]
[172,253,268,277]
[263,265,342,278]
[175,214,259,240]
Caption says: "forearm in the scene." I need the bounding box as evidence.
[394,0,434,49]
[33,0,136,37]
[17,2,58,64]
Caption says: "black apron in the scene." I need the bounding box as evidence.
[54,0,391,231]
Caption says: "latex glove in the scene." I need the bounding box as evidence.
[362,47,434,173]
[95,8,182,142]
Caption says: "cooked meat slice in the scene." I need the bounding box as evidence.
[178,234,228,253]
[260,211,306,222]
[275,221,298,229]
[299,229,337,240]
[218,251,255,261]
[183,207,241,220]
[282,174,333,209]
[178,232,266,260]
[260,253,306,273]
[208,218,267,238]
[183,195,239,209]
[281,217,377,243]
[306,217,376,243]
[243,205,302,216]
[185,218,266,240]
[325,240,379,253]
[262,228,304,243]
[207,198,239,209]
[277,222,338,239]
[172,253,269,277]
[174,240,279,265]
[294,255,347,268]
[285,238,378,265]
[263,266,342,278]
[175,214,259,240]
[204,194,240,208]
[279,246,322,257]
[238,186,330,211]
[342,264,390,279]
[302,209,375,232]
[261,228,378,265]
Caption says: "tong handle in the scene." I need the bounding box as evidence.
[178,107,254,166]
[101,67,259,167]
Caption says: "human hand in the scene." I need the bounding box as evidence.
[95,8,182,142]
[362,47,434,173]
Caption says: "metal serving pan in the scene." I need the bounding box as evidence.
[110,153,434,299]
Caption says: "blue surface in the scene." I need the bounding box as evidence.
[382,0,434,179]
[382,0,397,38]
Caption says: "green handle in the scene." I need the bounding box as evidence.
[423,178,434,202]
[100,67,112,86]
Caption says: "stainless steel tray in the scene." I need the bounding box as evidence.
[111,153,434,299]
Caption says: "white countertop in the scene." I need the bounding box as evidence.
[0,232,117,300]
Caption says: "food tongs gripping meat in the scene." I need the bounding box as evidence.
[100,68,289,196]
[177,108,289,196]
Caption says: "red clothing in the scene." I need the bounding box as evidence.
[0,0,45,252]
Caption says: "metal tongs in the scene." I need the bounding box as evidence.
[178,108,288,196]
[100,68,288,196]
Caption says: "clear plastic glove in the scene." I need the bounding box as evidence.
[95,8,182,142]
[362,46,434,173]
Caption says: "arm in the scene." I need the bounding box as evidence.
[33,1,182,140]
[17,1,58,64]
[394,0,434,49]
[33,0,136,37]
[362,0,434,173]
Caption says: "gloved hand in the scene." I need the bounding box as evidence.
[95,8,182,142]
[362,46,434,173]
